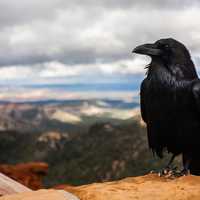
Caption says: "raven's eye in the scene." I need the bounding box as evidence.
[164,44,169,48]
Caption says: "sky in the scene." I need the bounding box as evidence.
[1,0,200,101]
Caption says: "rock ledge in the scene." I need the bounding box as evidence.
[55,174,200,200]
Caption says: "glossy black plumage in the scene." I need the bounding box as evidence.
[133,38,200,174]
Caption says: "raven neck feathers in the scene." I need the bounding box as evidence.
[146,57,198,80]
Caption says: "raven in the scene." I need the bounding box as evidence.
[132,38,200,175]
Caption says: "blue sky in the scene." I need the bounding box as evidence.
[1,1,200,101]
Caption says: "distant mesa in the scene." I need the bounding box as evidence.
[50,110,82,124]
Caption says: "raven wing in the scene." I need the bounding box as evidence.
[192,80,200,111]
[140,79,147,123]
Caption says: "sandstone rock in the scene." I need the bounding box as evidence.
[54,174,200,200]
[0,162,48,190]
[0,189,79,200]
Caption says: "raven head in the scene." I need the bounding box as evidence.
[132,38,197,78]
[133,38,191,63]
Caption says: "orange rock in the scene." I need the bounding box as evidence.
[0,189,79,200]
[54,174,200,200]
[0,162,48,190]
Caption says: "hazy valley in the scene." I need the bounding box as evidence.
[0,99,180,186]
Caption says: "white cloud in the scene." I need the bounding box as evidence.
[0,66,33,80]
[0,57,149,82]
[39,62,81,77]
[98,57,150,75]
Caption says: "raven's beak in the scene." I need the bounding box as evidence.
[132,43,162,56]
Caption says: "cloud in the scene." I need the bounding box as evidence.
[0,56,150,83]
[0,1,200,84]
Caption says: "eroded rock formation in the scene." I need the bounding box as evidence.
[0,162,48,190]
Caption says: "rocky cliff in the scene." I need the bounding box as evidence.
[0,162,48,190]
[0,190,79,200]
[1,174,200,200]
[0,162,200,200]
[54,174,200,200]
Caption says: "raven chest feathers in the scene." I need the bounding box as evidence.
[145,67,177,100]
[141,66,193,121]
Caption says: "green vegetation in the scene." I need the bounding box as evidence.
[0,115,181,186]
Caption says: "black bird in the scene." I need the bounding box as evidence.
[132,38,200,175]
